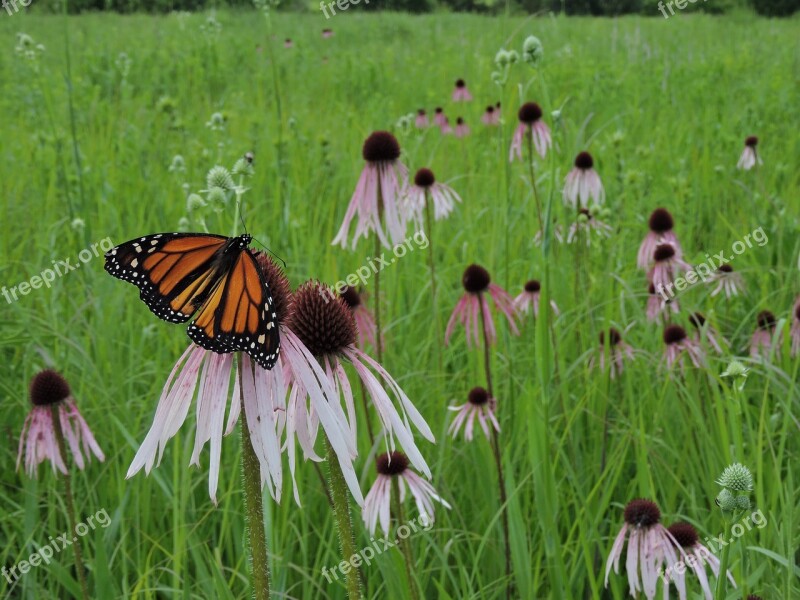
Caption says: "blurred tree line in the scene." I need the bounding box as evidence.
[34,0,800,18]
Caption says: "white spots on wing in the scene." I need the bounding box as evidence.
[258,334,265,344]
[130,258,138,268]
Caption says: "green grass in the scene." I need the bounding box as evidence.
[1,9,799,599]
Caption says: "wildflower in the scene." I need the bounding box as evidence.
[454,117,470,138]
[648,243,689,295]
[415,109,429,129]
[710,264,745,298]
[433,107,447,127]
[513,279,559,318]
[750,310,779,359]
[322,28,334,38]
[332,131,409,250]
[284,38,294,48]
[17,370,104,477]
[445,264,519,347]
[448,387,499,441]
[637,208,683,270]
[339,286,378,351]
[647,282,679,321]
[589,328,635,379]
[452,78,472,102]
[605,499,686,600]
[509,102,552,161]
[688,312,727,354]
[563,151,605,208]
[663,324,704,368]
[362,451,450,536]
[405,167,461,228]
[736,136,761,170]
[481,105,500,126]
[566,208,612,245]
[665,522,736,599]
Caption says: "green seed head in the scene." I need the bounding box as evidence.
[522,35,544,67]
[715,488,737,512]
[716,463,754,492]
[206,166,234,191]
[735,495,751,511]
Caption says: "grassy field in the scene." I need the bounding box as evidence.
[1,9,799,600]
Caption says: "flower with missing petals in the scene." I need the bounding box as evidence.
[567,208,612,245]
[448,387,500,441]
[362,451,450,536]
[446,265,519,347]
[688,312,728,355]
[332,131,409,250]
[710,264,745,298]
[563,151,605,208]
[17,370,105,477]
[736,136,762,170]
[589,328,635,379]
[509,102,552,161]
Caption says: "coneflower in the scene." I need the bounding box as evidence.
[433,106,447,127]
[454,116,470,138]
[563,151,605,209]
[688,312,727,354]
[647,282,679,321]
[750,310,779,359]
[509,101,551,161]
[664,522,736,600]
[481,105,499,126]
[791,299,800,357]
[648,243,689,295]
[605,499,686,600]
[637,208,683,270]
[339,285,378,351]
[284,38,293,49]
[663,324,704,368]
[589,328,635,379]
[736,136,762,170]
[452,78,472,101]
[513,279,560,318]
[448,386,500,441]
[566,208,612,245]
[414,108,428,129]
[445,264,519,347]
[710,264,745,298]
[332,130,409,250]
[321,28,334,39]
[406,167,461,227]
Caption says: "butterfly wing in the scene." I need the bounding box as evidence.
[104,233,229,324]
[187,249,280,369]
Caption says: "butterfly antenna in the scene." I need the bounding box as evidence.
[239,205,249,235]
[252,236,287,269]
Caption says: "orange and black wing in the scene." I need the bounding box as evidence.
[187,249,280,369]
[104,233,229,324]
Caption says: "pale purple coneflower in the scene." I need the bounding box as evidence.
[736,136,762,171]
[481,105,499,126]
[447,386,499,441]
[647,282,679,321]
[566,208,612,245]
[445,264,519,347]
[791,300,800,357]
[589,328,635,379]
[533,221,565,245]
[710,264,745,298]
[663,324,705,369]
[321,28,334,39]
[332,131,409,250]
[509,102,551,161]
[405,167,461,227]
[17,370,105,477]
[648,243,689,295]
[513,279,560,318]
[433,107,447,127]
[439,116,453,135]
[287,281,436,500]
[454,117,470,138]
[637,208,683,269]
[750,310,779,359]
[664,522,736,600]
[362,451,450,536]
[414,109,429,129]
[340,285,378,351]
[563,151,605,208]
[688,312,727,355]
[452,78,472,102]
[284,38,293,49]
[605,499,686,600]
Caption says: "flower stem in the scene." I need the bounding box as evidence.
[392,480,420,600]
[51,405,89,600]
[714,519,732,600]
[526,135,543,234]
[374,227,383,365]
[239,361,271,600]
[478,293,511,599]
[323,436,362,600]
[424,190,443,376]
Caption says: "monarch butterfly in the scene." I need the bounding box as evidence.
[104,232,279,370]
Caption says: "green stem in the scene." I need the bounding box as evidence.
[374,228,383,364]
[526,134,543,234]
[392,481,419,600]
[714,519,732,600]
[324,436,362,600]
[51,405,89,600]
[240,360,271,600]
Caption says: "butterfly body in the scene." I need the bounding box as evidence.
[105,232,280,369]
